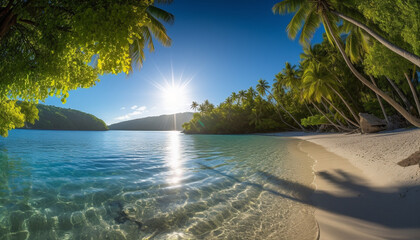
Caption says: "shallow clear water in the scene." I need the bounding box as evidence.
[0,130,316,240]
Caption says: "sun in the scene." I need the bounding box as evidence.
[163,84,187,109]
[152,70,192,111]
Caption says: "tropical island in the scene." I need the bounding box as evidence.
[0,0,419,239]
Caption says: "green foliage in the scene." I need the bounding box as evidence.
[183,79,309,134]
[0,100,25,137]
[0,0,173,136]
[185,0,420,133]
[355,0,420,55]
[23,104,108,131]
[363,41,412,81]
[301,114,329,127]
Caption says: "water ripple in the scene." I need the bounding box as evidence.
[0,130,316,239]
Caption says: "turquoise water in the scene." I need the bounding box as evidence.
[0,130,316,240]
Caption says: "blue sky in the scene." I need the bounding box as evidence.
[45,0,324,124]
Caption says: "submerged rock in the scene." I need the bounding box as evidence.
[9,211,27,232]
[8,231,29,240]
[85,208,101,225]
[27,213,51,232]
[108,201,143,229]
[359,113,387,133]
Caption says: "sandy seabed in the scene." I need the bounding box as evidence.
[268,129,420,240]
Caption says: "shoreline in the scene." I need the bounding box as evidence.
[278,128,420,239]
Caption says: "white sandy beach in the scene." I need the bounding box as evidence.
[269,129,420,239]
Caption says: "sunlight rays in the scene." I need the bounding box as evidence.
[151,63,194,112]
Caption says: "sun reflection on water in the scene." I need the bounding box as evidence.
[166,132,184,185]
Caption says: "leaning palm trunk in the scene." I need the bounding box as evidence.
[322,96,359,128]
[265,95,299,130]
[304,102,314,116]
[311,101,351,131]
[385,77,411,110]
[321,100,346,127]
[322,14,420,128]
[268,91,305,131]
[272,102,299,130]
[331,11,420,67]
[327,83,360,125]
[369,76,390,126]
[277,101,305,131]
[404,72,420,116]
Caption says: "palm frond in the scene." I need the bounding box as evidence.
[286,3,310,39]
[272,0,306,14]
[145,11,172,46]
[140,26,155,51]
[147,5,174,24]
[129,38,146,72]
[299,9,321,45]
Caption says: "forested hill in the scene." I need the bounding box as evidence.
[108,112,194,131]
[23,104,108,131]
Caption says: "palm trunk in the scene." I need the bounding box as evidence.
[268,91,305,131]
[327,83,360,124]
[266,96,299,130]
[277,101,305,131]
[369,76,390,126]
[273,103,299,130]
[385,77,411,110]
[404,72,420,116]
[322,14,420,128]
[331,10,420,67]
[321,100,345,127]
[322,96,359,128]
[304,102,314,116]
[311,101,351,131]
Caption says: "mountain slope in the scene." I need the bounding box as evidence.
[24,104,108,131]
[108,112,194,131]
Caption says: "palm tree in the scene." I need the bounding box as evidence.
[302,63,358,128]
[230,92,239,105]
[245,87,257,106]
[300,44,359,110]
[250,96,265,128]
[281,62,300,88]
[272,0,420,66]
[273,0,420,127]
[202,100,214,113]
[257,79,305,130]
[190,101,199,112]
[238,90,246,105]
[271,76,302,130]
[330,9,420,67]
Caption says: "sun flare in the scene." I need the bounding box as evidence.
[153,69,192,111]
[163,84,187,109]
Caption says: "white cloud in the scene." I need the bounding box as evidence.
[115,106,147,121]
[137,106,146,111]
[120,107,126,110]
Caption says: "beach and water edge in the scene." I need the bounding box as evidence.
[275,128,420,239]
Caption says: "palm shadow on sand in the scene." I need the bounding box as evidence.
[197,163,420,229]
[260,169,420,229]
